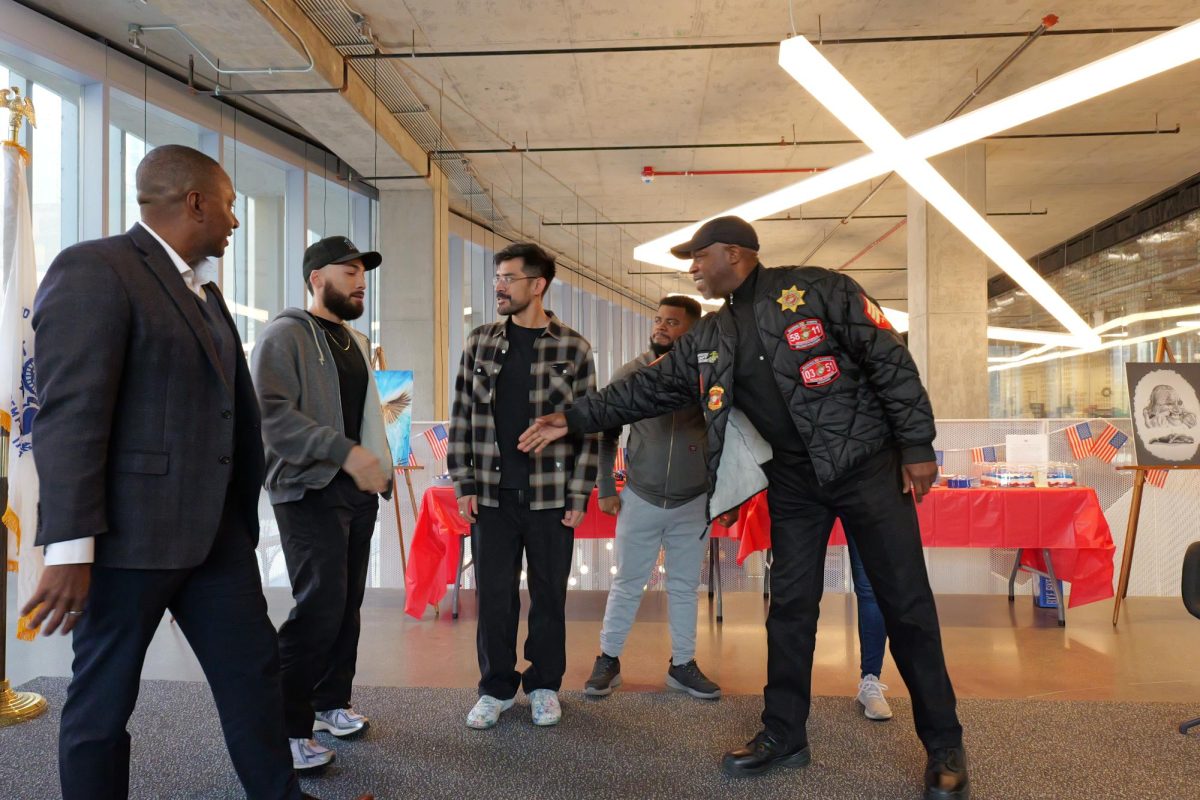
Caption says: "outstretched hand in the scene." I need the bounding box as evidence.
[518,412,569,453]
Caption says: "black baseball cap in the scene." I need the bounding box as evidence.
[303,236,382,284]
[669,215,760,259]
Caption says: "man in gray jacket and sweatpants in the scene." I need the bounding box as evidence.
[585,295,721,700]
[251,237,393,773]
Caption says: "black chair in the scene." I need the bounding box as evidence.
[1181,542,1200,735]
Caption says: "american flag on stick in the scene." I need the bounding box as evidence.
[1091,423,1128,464]
[423,423,449,461]
[1146,469,1168,489]
[1065,422,1094,460]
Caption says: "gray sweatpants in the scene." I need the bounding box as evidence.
[599,488,710,665]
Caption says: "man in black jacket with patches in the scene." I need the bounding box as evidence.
[520,217,968,800]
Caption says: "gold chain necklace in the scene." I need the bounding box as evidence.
[321,322,352,351]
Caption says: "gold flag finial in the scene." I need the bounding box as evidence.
[1,86,36,146]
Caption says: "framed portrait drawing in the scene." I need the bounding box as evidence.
[1125,362,1200,466]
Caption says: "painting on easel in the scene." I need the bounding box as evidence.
[1126,362,1200,466]
[375,369,414,467]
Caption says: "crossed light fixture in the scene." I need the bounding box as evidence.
[635,19,1200,348]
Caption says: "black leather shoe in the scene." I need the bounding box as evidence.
[721,731,811,777]
[924,746,970,799]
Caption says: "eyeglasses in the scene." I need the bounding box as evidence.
[492,274,539,288]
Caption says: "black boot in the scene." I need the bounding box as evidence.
[720,731,811,777]
[924,746,970,799]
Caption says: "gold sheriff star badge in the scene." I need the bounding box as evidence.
[776,285,806,312]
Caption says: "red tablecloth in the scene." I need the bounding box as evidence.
[404,486,736,617]
[404,485,1115,617]
[728,486,1115,608]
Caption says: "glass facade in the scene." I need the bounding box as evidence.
[989,207,1200,418]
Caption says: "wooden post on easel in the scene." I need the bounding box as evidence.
[372,345,419,576]
[1112,336,1184,625]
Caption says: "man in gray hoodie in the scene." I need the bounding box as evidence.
[584,295,722,700]
[251,237,393,773]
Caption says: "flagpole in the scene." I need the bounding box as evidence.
[0,89,47,726]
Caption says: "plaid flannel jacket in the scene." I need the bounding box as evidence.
[448,313,600,511]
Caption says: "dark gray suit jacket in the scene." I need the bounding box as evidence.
[32,224,266,569]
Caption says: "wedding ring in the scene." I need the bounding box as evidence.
[66,610,84,616]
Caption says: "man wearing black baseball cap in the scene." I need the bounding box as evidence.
[521,216,968,799]
[252,236,393,772]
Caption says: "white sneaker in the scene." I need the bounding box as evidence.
[314,707,370,738]
[857,674,893,721]
[529,689,562,727]
[466,695,515,729]
[289,737,335,770]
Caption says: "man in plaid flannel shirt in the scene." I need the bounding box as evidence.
[448,242,600,730]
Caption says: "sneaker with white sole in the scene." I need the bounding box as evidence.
[314,707,370,738]
[857,674,893,721]
[666,659,722,700]
[529,689,562,726]
[290,737,335,770]
[466,694,515,729]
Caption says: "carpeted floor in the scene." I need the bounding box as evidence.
[2,678,1198,799]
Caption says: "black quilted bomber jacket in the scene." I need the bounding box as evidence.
[564,264,937,503]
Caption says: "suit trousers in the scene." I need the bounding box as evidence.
[471,490,574,699]
[760,448,963,753]
[275,472,379,738]
[58,491,299,800]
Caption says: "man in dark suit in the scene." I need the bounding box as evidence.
[20,145,370,800]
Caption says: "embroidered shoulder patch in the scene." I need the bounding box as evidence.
[862,295,891,329]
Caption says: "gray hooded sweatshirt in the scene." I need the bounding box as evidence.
[251,307,393,504]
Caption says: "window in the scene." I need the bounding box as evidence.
[107,91,205,234]
[223,139,291,351]
[0,55,81,276]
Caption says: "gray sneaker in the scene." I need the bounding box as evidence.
[665,659,721,699]
[857,674,893,721]
[466,694,514,729]
[289,737,334,770]
[314,706,369,738]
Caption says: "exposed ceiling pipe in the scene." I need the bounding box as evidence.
[640,165,826,181]
[839,220,908,270]
[432,125,1179,155]
[351,25,1173,59]
[541,208,1047,225]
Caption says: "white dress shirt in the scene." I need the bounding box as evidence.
[43,221,218,566]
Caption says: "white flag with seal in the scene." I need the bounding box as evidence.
[1,141,43,640]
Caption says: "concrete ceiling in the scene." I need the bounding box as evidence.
[24,0,1200,309]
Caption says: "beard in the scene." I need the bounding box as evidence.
[497,293,529,317]
[649,337,673,357]
[322,284,365,321]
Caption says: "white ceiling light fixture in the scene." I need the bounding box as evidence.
[776,35,1104,345]
[633,20,1200,345]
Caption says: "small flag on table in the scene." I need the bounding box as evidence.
[423,423,449,460]
[1091,423,1128,464]
[407,451,420,467]
[1065,422,1094,460]
[614,446,627,475]
[970,446,998,463]
[1146,468,1168,489]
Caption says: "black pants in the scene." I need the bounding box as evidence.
[762,448,963,753]
[472,490,574,699]
[275,472,379,738]
[58,492,299,800]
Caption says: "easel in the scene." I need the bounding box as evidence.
[1111,337,1200,624]
[371,346,419,578]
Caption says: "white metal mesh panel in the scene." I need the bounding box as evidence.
[254,418,1192,599]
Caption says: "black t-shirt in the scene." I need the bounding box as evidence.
[495,319,544,489]
[310,313,368,443]
[728,266,809,458]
